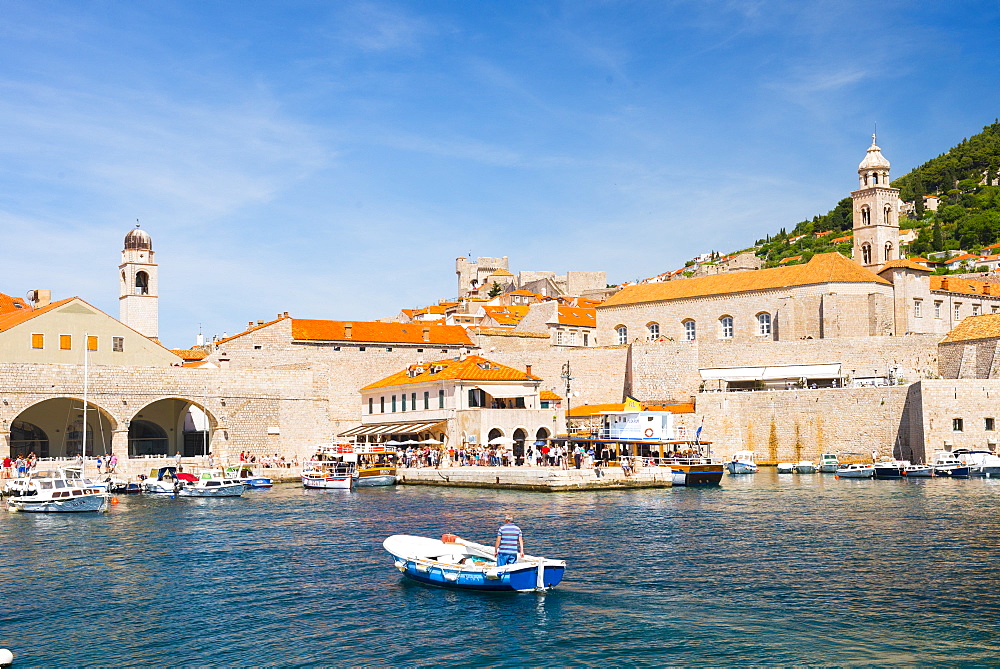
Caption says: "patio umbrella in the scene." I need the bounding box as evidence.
[488,436,515,445]
[400,439,419,445]
[384,440,402,446]
[421,438,444,444]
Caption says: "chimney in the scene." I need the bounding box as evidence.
[526,364,533,377]
[941,278,949,290]
[257,320,264,326]
[30,289,51,308]
[422,326,431,342]
[248,321,254,329]
[985,284,992,296]
[219,357,230,369]
[344,323,353,339]
[283,312,289,318]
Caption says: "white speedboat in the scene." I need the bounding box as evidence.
[725,450,758,475]
[953,449,1000,478]
[776,462,796,474]
[141,466,184,494]
[176,471,246,497]
[903,464,934,477]
[794,460,816,474]
[6,469,110,513]
[836,463,874,478]
[62,466,110,492]
[932,455,970,478]
[817,453,839,473]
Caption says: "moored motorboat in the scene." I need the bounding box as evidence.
[176,470,246,497]
[952,449,1000,478]
[6,469,110,513]
[794,460,817,474]
[873,460,909,479]
[225,464,273,489]
[354,443,398,487]
[776,462,796,474]
[141,467,183,494]
[725,450,758,475]
[932,454,971,478]
[383,534,565,592]
[903,464,934,477]
[817,453,840,473]
[302,446,356,489]
[835,463,874,479]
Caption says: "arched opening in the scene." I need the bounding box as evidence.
[535,427,550,441]
[135,271,149,295]
[884,204,892,225]
[8,398,116,459]
[719,316,733,339]
[861,206,871,226]
[182,404,212,456]
[884,241,893,262]
[757,312,772,337]
[488,427,504,442]
[862,243,872,265]
[128,420,168,456]
[616,325,628,346]
[683,319,696,341]
[512,428,527,465]
[10,420,49,458]
[647,322,660,341]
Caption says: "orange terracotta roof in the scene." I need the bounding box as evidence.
[360,355,541,391]
[0,292,31,315]
[215,317,288,345]
[292,320,474,346]
[946,254,982,263]
[778,255,803,265]
[931,275,1000,297]
[814,230,833,237]
[470,328,549,338]
[557,305,596,327]
[170,349,209,360]
[830,235,852,244]
[599,253,890,308]
[941,313,1000,343]
[540,390,562,400]
[878,259,933,273]
[507,290,536,296]
[0,296,77,333]
[491,269,514,277]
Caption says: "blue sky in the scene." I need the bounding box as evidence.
[1,1,999,347]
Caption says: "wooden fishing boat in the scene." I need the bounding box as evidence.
[383,534,565,592]
[353,443,397,487]
[302,445,355,489]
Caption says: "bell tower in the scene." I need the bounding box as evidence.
[852,134,900,269]
[119,224,159,340]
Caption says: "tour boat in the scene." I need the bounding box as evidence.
[776,462,796,474]
[225,464,273,489]
[725,451,758,475]
[794,460,817,474]
[817,453,840,473]
[353,443,398,487]
[835,463,874,479]
[6,469,110,513]
[903,464,935,477]
[872,460,909,479]
[176,470,247,497]
[383,534,565,592]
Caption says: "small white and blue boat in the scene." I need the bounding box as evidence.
[817,453,840,473]
[383,534,565,592]
[225,465,273,489]
[725,450,758,475]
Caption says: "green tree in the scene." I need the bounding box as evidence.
[932,222,944,252]
[488,282,503,298]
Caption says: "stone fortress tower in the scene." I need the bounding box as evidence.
[119,224,158,340]
[852,134,900,269]
[456,255,510,298]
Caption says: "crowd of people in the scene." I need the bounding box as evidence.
[238,451,298,468]
[2,453,37,478]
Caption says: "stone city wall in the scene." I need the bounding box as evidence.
[912,379,1000,455]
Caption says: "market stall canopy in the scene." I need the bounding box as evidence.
[338,421,444,437]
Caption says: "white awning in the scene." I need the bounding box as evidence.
[474,384,531,399]
[700,364,842,382]
[338,421,444,437]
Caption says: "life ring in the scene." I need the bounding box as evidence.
[644,428,654,438]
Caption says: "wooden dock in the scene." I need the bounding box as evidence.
[396,465,672,492]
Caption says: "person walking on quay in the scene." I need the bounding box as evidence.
[108,453,118,474]
[494,514,524,566]
[174,451,182,470]
[2,455,12,478]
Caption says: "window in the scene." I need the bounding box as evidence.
[439,389,445,408]
[541,400,549,409]
[993,306,1000,314]
[368,398,373,414]
[953,418,964,432]
[934,301,942,319]
[424,391,429,410]
[913,299,922,318]
[986,417,995,432]
[861,243,872,265]
[402,394,407,411]
[31,333,44,349]
[411,393,416,411]
[359,346,366,351]
[135,271,149,295]
[648,323,660,341]
[683,320,696,341]
[720,316,733,339]
[60,334,72,350]
[954,303,962,321]
[392,395,397,412]
[556,330,564,345]
[112,336,124,352]
[583,332,589,346]
[468,389,484,408]
[616,326,627,345]
[861,207,871,226]
[569,331,577,346]
[381,396,385,413]
[386,347,393,352]
[973,304,981,316]
[757,313,772,336]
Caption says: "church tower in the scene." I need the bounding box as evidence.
[852,134,900,269]
[119,224,159,340]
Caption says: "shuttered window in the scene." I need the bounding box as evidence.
[31,333,44,349]
[87,336,98,351]
[60,334,72,350]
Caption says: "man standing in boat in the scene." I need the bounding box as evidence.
[495,514,524,566]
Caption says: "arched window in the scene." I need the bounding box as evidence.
[719,316,733,339]
[683,320,696,341]
[861,243,872,265]
[135,271,149,295]
[9,420,49,458]
[884,204,892,225]
[616,326,628,346]
[757,312,772,336]
[861,206,871,226]
[647,322,660,341]
[884,241,893,262]
[128,420,169,456]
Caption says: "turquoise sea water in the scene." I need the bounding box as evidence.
[3,470,1000,666]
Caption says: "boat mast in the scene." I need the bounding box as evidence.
[82,331,89,473]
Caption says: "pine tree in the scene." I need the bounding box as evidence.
[932,222,944,252]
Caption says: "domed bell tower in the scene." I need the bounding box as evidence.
[119,224,159,340]
[852,134,900,269]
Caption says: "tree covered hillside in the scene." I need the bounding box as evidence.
[751,120,1000,268]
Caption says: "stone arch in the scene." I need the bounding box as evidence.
[127,397,219,458]
[860,205,871,226]
[7,396,118,458]
[135,270,149,295]
[535,427,550,441]
[512,427,527,463]
[861,243,872,265]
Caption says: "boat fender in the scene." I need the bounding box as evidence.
[644,428,654,438]
[442,534,459,543]
[0,647,13,667]
[484,568,501,579]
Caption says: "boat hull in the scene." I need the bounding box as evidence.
[835,466,874,479]
[302,475,353,489]
[725,462,757,474]
[177,483,246,497]
[397,560,565,592]
[245,477,273,489]
[671,463,724,486]
[7,492,109,513]
[873,466,904,479]
[354,474,397,487]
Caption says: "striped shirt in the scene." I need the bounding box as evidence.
[497,522,522,554]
